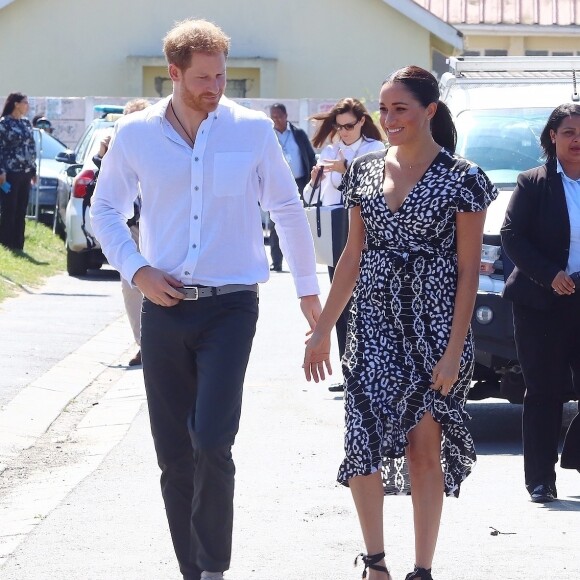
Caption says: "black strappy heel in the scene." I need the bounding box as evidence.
[354,551,391,579]
[405,566,433,580]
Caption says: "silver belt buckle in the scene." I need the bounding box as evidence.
[182,286,199,300]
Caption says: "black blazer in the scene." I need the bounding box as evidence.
[501,160,571,310]
[289,123,317,177]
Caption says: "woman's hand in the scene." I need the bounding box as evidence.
[0,172,6,185]
[309,164,325,186]
[430,350,461,396]
[321,150,347,174]
[98,135,112,158]
[551,270,575,295]
[303,329,332,383]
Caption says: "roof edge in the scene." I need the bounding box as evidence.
[457,23,580,37]
[0,0,16,9]
[382,0,464,50]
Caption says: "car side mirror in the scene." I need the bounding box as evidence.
[66,164,83,178]
[55,150,77,164]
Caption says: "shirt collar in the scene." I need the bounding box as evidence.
[340,136,363,150]
[157,94,225,121]
[275,122,291,135]
[556,159,580,183]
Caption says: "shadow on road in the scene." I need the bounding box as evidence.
[467,400,523,455]
[79,268,120,281]
[468,400,578,457]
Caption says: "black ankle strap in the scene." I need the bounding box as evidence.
[354,551,389,578]
[405,566,433,580]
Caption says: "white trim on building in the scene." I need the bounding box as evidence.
[382,0,464,49]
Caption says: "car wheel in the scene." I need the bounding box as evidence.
[87,250,104,271]
[38,211,54,228]
[67,247,88,276]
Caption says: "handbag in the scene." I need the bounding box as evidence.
[304,169,349,267]
[561,412,580,471]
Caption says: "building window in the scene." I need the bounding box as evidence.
[525,50,549,56]
[462,50,480,57]
[226,80,248,98]
[484,49,508,56]
[553,52,574,56]
[431,49,448,79]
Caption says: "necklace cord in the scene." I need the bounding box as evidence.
[170,99,195,146]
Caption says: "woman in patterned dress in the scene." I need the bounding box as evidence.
[0,93,37,250]
[303,66,497,580]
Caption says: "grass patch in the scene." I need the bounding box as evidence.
[0,220,66,302]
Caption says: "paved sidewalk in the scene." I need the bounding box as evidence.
[0,269,579,579]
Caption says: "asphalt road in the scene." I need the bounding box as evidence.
[0,265,578,580]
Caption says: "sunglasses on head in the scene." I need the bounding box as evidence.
[333,120,359,131]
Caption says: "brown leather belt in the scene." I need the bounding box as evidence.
[179,283,258,300]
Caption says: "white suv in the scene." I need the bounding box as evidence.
[54,107,123,276]
[441,56,580,402]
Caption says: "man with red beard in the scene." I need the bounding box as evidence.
[91,19,321,580]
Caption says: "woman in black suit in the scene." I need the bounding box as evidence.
[501,103,580,503]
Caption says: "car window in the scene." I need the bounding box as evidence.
[74,120,114,166]
[33,129,68,159]
[81,127,115,170]
[74,125,96,166]
[455,108,551,187]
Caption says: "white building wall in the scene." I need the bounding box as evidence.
[0,0,432,99]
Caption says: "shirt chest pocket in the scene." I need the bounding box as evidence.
[213,152,253,197]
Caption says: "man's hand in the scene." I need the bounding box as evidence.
[300,294,322,330]
[133,266,185,307]
[551,270,575,295]
[0,172,6,185]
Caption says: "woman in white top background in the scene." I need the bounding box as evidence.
[304,98,384,392]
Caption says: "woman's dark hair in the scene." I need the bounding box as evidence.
[383,65,456,153]
[1,92,27,118]
[540,103,580,162]
[310,97,383,148]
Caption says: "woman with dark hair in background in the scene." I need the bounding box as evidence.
[303,98,384,392]
[0,92,37,250]
[304,66,497,579]
[501,103,580,504]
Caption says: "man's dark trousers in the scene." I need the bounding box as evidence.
[513,296,580,492]
[141,291,259,580]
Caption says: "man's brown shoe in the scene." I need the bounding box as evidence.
[128,350,142,367]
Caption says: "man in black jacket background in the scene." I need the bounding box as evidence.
[269,103,316,271]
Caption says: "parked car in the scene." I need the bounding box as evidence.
[54,106,124,276]
[441,56,580,403]
[27,129,71,226]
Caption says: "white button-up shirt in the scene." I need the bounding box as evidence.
[557,160,580,274]
[275,123,304,179]
[91,96,319,297]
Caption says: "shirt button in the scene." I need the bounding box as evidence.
[195,157,199,161]
[194,215,199,220]
[184,271,190,275]
[194,186,199,191]
[192,244,197,249]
